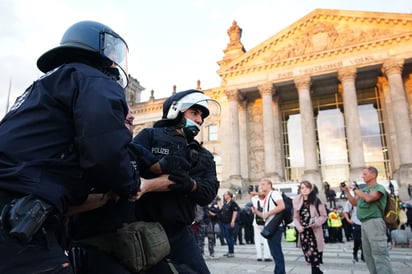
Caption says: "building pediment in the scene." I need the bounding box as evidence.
[218,9,412,84]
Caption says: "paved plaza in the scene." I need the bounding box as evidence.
[205,240,412,274]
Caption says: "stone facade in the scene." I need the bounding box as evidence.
[130,9,412,200]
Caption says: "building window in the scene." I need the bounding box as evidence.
[358,103,387,178]
[317,108,349,183]
[281,86,390,185]
[214,154,222,183]
[208,124,218,141]
[282,113,304,181]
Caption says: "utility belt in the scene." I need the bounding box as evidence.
[0,192,57,243]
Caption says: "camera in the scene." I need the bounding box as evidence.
[340,182,346,188]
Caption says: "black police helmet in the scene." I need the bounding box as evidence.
[37,21,129,88]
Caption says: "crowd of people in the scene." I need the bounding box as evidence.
[211,169,410,274]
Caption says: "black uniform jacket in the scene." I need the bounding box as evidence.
[133,127,219,232]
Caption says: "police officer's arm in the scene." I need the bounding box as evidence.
[186,152,219,206]
[65,192,118,216]
[134,175,174,199]
[131,129,181,176]
[75,78,139,198]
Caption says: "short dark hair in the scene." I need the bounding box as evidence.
[366,166,378,177]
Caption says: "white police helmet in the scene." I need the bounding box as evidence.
[164,89,220,120]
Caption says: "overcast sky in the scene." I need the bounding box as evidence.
[1,0,412,118]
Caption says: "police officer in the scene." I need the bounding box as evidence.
[0,21,139,274]
[130,89,220,274]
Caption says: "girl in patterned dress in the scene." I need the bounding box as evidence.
[293,181,328,274]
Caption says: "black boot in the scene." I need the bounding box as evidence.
[353,253,359,262]
[319,252,323,264]
[311,266,324,274]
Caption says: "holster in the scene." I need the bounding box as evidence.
[0,194,55,243]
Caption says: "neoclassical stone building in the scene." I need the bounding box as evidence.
[129,9,412,200]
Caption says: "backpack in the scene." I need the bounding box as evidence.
[281,193,294,225]
[272,192,294,226]
[382,184,400,229]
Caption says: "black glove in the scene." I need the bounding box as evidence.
[168,174,195,193]
[158,155,190,175]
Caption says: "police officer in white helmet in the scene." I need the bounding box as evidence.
[130,89,220,273]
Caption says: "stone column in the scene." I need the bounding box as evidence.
[272,95,284,182]
[294,76,320,185]
[258,83,278,182]
[382,59,412,201]
[338,67,365,181]
[377,77,400,174]
[239,98,249,186]
[225,89,243,188]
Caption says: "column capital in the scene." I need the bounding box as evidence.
[258,83,274,97]
[225,89,242,101]
[382,58,404,76]
[294,76,311,90]
[338,67,357,82]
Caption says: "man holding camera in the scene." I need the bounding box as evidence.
[341,167,393,274]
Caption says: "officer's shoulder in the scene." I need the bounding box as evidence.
[56,63,115,84]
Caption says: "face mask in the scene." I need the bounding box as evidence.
[182,119,200,140]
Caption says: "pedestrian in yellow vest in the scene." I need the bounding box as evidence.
[327,207,343,243]
[285,226,297,242]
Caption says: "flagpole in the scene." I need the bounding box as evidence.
[5,78,12,114]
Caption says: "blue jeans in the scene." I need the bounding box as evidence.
[222,223,235,253]
[267,226,286,274]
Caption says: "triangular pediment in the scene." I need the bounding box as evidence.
[218,9,412,81]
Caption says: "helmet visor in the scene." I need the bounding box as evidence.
[179,97,221,124]
[102,32,129,88]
